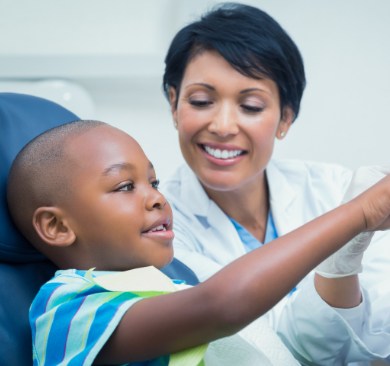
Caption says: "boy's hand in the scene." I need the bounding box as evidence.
[317,166,390,278]
[357,167,390,231]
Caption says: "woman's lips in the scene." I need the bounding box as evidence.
[203,145,244,159]
[199,143,247,166]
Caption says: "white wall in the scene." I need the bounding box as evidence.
[1,0,390,183]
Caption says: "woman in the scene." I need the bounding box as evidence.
[161,3,390,365]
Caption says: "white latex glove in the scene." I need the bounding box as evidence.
[316,166,390,278]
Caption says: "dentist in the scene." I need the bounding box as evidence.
[161,3,390,365]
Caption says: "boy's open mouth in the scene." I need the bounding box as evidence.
[146,224,167,233]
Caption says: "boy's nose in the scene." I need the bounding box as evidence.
[146,189,167,210]
[152,199,167,210]
[208,103,239,137]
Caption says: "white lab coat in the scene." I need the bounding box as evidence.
[162,159,390,366]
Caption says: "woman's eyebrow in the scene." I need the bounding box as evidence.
[185,82,215,91]
[240,87,270,95]
[185,84,270,95]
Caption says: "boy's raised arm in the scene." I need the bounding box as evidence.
[96,174,390,364]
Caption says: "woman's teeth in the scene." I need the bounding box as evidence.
[204,145,243,159]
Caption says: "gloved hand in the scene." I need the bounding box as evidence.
[316,166,390,278]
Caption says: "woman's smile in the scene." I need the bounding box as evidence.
[172,50,293,192]
[198,143,247,166]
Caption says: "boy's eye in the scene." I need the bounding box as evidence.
[151,179,160,189]
[116,182,135,192]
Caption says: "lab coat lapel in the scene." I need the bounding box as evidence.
[266,161,305,237]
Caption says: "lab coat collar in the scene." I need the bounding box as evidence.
[178,165,213,217]
[179,162,304,236]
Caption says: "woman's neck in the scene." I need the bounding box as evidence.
[203,173,270,242]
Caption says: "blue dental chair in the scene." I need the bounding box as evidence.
[0,92,198,365]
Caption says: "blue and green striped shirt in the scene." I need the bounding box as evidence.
[30,269,169,366]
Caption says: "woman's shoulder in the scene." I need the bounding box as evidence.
[268,159,354,220]
[268,159,353,200]
[270,159,352,183]
[271,158,351,174]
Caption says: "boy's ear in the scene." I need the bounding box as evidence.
[276,106,294,140]
[168,87,178,128]
[32,207,76,247]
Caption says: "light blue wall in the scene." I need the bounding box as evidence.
[1,0,390,182]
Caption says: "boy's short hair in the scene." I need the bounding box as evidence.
[7,120,105,245]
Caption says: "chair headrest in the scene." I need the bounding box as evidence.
[0,93,79,263]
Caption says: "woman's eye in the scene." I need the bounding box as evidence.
[117,182,135,192]
[151,179,160,189]
[241,104,263,113]
[189,99,212,108]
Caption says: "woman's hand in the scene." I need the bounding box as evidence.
[317,166,390,279]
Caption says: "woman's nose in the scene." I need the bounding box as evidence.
[208,103,239,137]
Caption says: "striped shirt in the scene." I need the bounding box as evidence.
[30,269,170,366]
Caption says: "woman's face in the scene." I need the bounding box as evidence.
[170,50,294,193]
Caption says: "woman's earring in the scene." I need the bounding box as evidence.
[173,120,178,129]
[280,131,286,138]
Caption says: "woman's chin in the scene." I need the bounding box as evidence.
[198,172,245,193]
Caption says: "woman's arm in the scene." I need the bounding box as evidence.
[96,176,390,364]
[314,274,362,308]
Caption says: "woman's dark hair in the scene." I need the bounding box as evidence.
[162,2,306,120]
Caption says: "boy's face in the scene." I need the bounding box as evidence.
[61,125,174,270]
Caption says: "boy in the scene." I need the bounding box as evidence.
[7,120,390,365]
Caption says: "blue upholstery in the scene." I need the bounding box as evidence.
[0,93,79,262]
[0,93,79,365]
[0,92,198,365]
[161,258,199,285]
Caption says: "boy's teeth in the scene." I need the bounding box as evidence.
[149,225,166,232]
[204,145,242,159]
